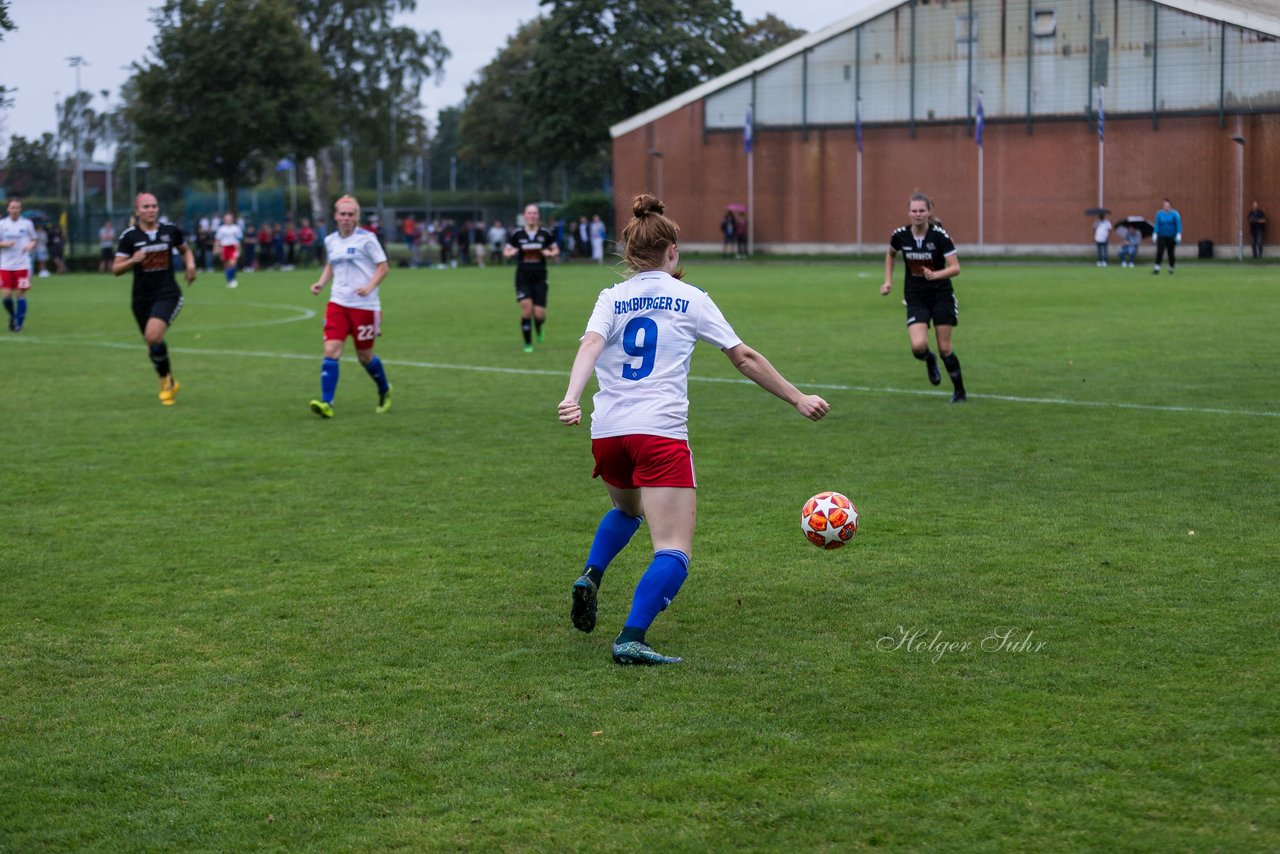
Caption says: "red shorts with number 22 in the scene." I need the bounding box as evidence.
[324,302,381,350]
[591,434,696,489]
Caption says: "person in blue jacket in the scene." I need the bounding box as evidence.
[1152,198,1182,275]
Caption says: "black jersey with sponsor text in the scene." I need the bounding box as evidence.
[117,223,187,298]
[889,223,956,293]
[507,227,555,275]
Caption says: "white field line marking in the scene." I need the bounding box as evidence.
[3,335,1277,419]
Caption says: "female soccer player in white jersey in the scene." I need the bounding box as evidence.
[307,195,392,418]
[557,194,830,666]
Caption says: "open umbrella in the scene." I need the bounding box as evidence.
[1084,207,1112,217]
[1121,216,1154,238]
[726,203,747,213]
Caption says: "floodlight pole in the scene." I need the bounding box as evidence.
[67,55,89,248]
[1231,135,1245,260]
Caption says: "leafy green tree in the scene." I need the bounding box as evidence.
[458,19,541,170]
[290,0,450,201]
[131,0,332,213]
[0,0,16,109]
[57,90,114,163]
[742,13,806,53]
[3,133,59,196]
[459,1,799,179]
[525,0,759,166]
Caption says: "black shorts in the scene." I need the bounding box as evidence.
[133,292,184,334]
[100,247,114,262]
[515,271,548,307]
[905,286,958,328]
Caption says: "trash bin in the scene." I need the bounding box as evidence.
[1198,239,1214,259]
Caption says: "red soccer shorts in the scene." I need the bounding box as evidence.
[221,245,239,265]
[323,302,381,350]
[591,434,697,489]
[0,269,31,291]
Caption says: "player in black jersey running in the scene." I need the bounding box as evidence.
[881,192,967,403]
[503,204,559,353]
[113,193,197,405]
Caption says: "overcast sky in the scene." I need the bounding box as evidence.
[0,0,842,155]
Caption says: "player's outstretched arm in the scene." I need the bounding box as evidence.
[558,332,606,426]
[181,246,197,284]
[355,261,388,297]
[310,263,334,295]
[881,249,896,295]
[723,343,829,422]
[112,253,138,276]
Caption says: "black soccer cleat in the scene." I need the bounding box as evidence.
[570,574,598,633]
[950,391,968,404]
[925,354,942,386]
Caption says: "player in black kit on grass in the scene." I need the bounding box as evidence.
[113,193,197,406]
[881,192,967,403]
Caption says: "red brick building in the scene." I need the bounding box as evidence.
[610,0,1280,256]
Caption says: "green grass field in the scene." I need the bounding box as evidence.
[1,257,1277,851]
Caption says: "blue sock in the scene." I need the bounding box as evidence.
[621,549,690,634]
[225,266,235,283]
[321,357,340,403]
[584,508,643,584]
[2,297,12,319]
[15,298,27,326]
[362,356,389,394]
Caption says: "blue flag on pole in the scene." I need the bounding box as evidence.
[855,98,863,154]
[975,93,984,147]
[1097,89,1104,142]
[744,107,753,154]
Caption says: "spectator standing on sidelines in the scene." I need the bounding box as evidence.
[113,193,197,405]
[215,212,243,288]
[488,219,508,265]
[0,197,37,332]
[1152,198,1182,275]
[98,220,117,273]
[472,220,487,269]
[307,195,392,419]
[503,204,558,352]
[241,221,258,272]
[257,223,274,269]
[47,223,66,274]
[1248,201,1267,259]
[1093,213,1112,267]
[577,216,591,260]
[284,220,298,269]
[298,219,316,268]
[590,214,606,264]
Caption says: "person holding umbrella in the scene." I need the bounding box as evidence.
[1118,216,1152,268]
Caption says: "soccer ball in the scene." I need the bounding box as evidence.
[801,491,859,549]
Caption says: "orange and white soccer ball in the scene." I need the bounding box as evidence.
[801,491,859,549]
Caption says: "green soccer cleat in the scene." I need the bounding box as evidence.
[376,384,392,414]
[612,640,683,666]
[570,574,598,633]
[309,399,334,418]
[535,328,545,344]
[523,344,534,354]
